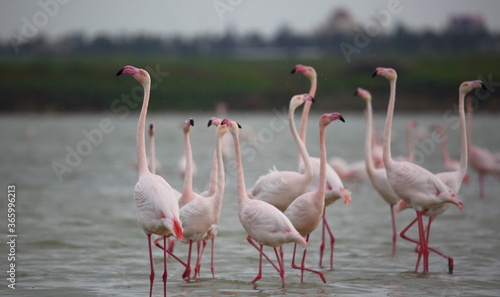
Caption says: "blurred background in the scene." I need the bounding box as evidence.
[1,0,499,112]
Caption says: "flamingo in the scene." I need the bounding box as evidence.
[466,97,500,198]
[396,80,483,273]
[171,118,227,281]
[117,65,184,297]
[292,64,351,269]
[285,112,345,283]
[373,67,463,273]
[226,118,307,287]
[430,124,470,183]
[248,94,314,212]
[355,87,401,255]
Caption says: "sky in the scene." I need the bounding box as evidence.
[1,0,500,43]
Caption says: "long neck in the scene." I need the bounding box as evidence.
[457,91,468,182]
[232,132,249,206]
[137,84,151,175]
[299,77,317,142]
[206,150,218,196]
[406,123,414,162]
[466,99,473,150]
[383,78,396,169]
[212,132,225,211]
[364,101,377,176]
[150,133,156,174]
[291,104,312,179]
[316,125,327,201]
[181,129,194,203]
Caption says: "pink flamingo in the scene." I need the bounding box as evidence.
[117,66,184,297]
[373,67,463,273]
[466,97,500,198]
[248,94,314,212]
[292,64,351,269]
[285,112,345,283]
[227,118,307,287]
[396,80,483,273]
[355,88,401,255]
[430,124,470,183]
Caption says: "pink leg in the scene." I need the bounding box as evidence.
[416,211,429,273]
[210,237,215,278]
[291,235,326,283]
[390,204,397,256]
[184,241,193,281]
[162,236,167,297]
[274,247,286,287]
[147,234,154,297]
[425,217,454,273]
[194,239,207,278]
[167,238,176,254]
[247,236,279,272]
[154,238,190,280]
[323,213,335,270]
[319,211,326,268]
[250,244,263,284]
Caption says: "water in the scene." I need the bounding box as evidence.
[1,111,500,297]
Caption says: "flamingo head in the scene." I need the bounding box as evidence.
[224,118,241,136]
[372,67,397,81]
[207,117,222,127]
[116,65,151,86]
[216,119,229,136]
[182,118,194,133]
[459,80,485,95]
[354,87,372,103]
[291,64,317,81]
[320,112,345,128]
[290,93,314,111]
[149,123,155,137]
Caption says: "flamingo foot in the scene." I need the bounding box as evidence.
[448,258,454,274]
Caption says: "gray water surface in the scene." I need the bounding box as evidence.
[1,112,499,297]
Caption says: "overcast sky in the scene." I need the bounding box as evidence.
[1,0,500,42]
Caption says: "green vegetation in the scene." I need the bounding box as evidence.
[1,52,499,112]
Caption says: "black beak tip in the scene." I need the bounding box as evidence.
[311,97,315,103]
[371,70,378,78]
[237,122,242,129]
[340,115,345,123]
[189,119,194,127]
[353,90,358,96]
[116,68,124,76]
[481,83,487,90]
[291,68,296,74]
[207,119,213,127]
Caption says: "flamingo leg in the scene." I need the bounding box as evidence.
[246,236,279,272]
[416,210,429,273]
[323,213,335,270]
[194,239,207,278]
[250,244,263,284]
[274,247,286,287]
[390,204,397,256]
[153,238,190,279]
[210,237,215,278]
[319,212,326,268]
[162,236,167,297]
[147,234,154,297]
[291,234,326,283]
[425,217,454,273]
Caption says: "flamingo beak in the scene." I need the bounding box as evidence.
[291,67,297,74]
[371,70,378,78]
[116,68,124,76]
[207,119,213,127]
[339,115,345,122]
[189,119,194,126]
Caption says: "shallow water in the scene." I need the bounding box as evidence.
[1,111,500,297]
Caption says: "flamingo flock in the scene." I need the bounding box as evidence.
[116,64,494,296]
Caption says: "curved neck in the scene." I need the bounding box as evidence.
[150,133,156,174]
[299,77,317,142]
[364,101,377,176]
[316,124,327,201]
[180,129,194,204]
[232,131,249,206]
[466,99,473,150]
[457,91,468,181]
[206,151,218,196]
[383,78,397,169]
[137,84,151,175]
[291,104,312,179]
[406,124,414,162]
